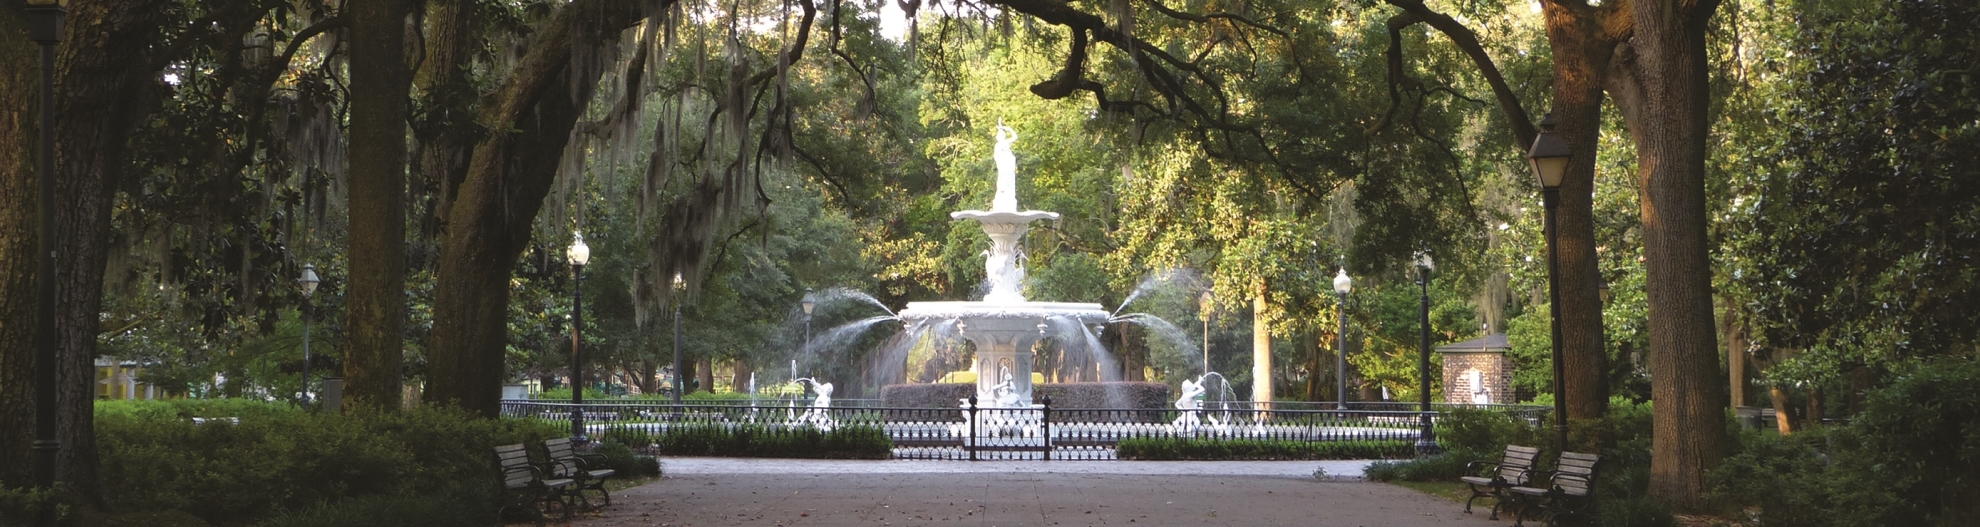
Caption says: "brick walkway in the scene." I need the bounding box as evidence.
[566,458,1506,527]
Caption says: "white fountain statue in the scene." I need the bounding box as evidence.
[898,122,1111,408]
[1172,376,1206,433]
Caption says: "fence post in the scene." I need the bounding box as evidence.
[1041,395,1052,461]
[968,394,978,461]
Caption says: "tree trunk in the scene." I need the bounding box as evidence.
[342,0,413,412]
[1613,0,1731,513]
[1541,1,1623,426]
[1769,384,1797,434]
[0,4,40,490]
[423,0,641,416]
[1251,289,1271,407]
[23,0,177,506]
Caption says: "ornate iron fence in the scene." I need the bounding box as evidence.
[501,398,1547,461]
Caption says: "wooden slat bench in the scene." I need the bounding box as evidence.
[1459,444,1542,520]
[1509,451,1601,527]
[494,443,575,524]
[543,437,617,509]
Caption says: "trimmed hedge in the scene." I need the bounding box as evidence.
[650,424,892,459]
[93,400,565,526]
[1115,437,1415,460]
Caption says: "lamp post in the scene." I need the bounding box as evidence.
[1527,113,1573,454]
[300,265,320,405]
[1198,290,1213,376]
[27,1,65,524]
[672,273,685,406]
[1414,252,1440,455]
[1333,268,1352,410]
[567,233,591,443]
[802,287,816,358]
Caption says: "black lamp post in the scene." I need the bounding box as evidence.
[802,287,816,356]
[27,1,65,524]
[672,273,685,405]
[1198,290,1213,377]
[1414,252,1440,455]
[567,232,591,443]
[1528,113,1573,454]
[1333,268,1352,410]
[300,264,320,405]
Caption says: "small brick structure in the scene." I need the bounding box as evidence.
[1437,334,1512,405]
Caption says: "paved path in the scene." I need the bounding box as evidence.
[569,458,1503,527]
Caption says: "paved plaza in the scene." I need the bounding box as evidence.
[571,458,1505,527]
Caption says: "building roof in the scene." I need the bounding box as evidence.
[1435,333,1510,353]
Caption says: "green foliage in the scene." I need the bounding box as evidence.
[259,483,496,527]
[1435,406,1544,454]
[0,484,62,527]
[588,441,662,478]
[649,424,891,459]
[1115,438,1414,461]
[1595,495,1677,527]
[93,400,563,525]
[1362,448,1482,482]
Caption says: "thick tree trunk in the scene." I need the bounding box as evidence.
[425,0,641,416]
[1768,384,1797,434]
[1251,289,1271,407]
[31,0,176,506]
[1617,0,1731,513]
[0,4,40,490]
[1541,1,1623,426]
[342,0,413,412]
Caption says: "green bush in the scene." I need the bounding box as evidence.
[1436,406,1544,453]
[94,399,564,525]
[0,484,62,527]
[1709,359,1980,527]
[1115,438,1414,461]
[1362,447,1482,482]
[259,483,496,527]
[654,424,891,459]
[590,441,662,478]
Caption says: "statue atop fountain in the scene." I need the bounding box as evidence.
[898,122,1110,408]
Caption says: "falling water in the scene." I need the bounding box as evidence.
[1110,313,1205,372]
[809,286,898,316]
[1112,269,1207,317]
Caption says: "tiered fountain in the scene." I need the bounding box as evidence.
[894,122,1111,408]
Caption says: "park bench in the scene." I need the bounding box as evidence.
[493,443,574,524]
[542,437,617,509]
[1508,451,1601,527]
[1459,444,1542,520]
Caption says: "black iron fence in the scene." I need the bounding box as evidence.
[501,399,1546,461]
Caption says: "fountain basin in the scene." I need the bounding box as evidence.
[898,301,1111,407]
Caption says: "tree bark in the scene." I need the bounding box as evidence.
[1251,288,1271,407]
[1541,0,1627,426]
[342,0,413,412]
[424,0,642,416]
[17,0,176,506]
[1613,0,1731,513]
[0,3,40,490]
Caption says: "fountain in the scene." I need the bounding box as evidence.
[895,121,1111,408]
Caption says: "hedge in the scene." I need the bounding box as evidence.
[647,424,892,459]
[1115,437,1416,460]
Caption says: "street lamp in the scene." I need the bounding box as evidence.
[1198,290,1213,376]
[672,273,686,406]
[1414,252,1440,455]
[1333,268,1353,410]
[299,264,320,405]
[567,232,591,443]
[27,1,65,524]
[802,287,816,358]
[1528,113,1573,454]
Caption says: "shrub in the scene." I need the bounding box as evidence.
[1436,406,1544,453]
[880,383,974,409]
[1362,447,1482,482]
[1115,438,1414,461]
[94,399,564,525]
[653,424,891,459]
[878,382,1171,410]
[590,441,662,478]
[259,482,496,527]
